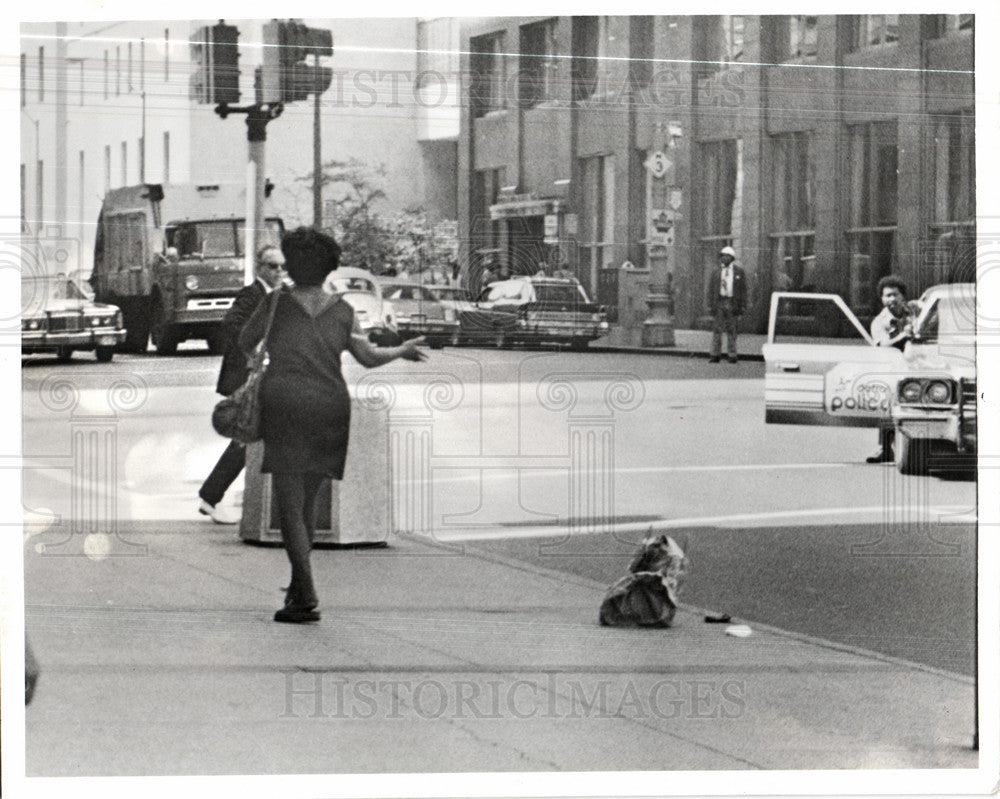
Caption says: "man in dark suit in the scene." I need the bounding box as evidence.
[707,245,748,364]
[198,244,287,523]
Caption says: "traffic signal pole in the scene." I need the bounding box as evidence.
[313,53,322,229]
[216,101,284,285]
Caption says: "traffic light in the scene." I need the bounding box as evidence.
[261,19,333,104]
[210,23,240,105]
[190,22,240,104]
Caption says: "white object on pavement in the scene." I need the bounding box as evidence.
[725,624,753,638]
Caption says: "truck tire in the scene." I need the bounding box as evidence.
[56,346,73,362]
[95,345,115,363]
[120,301,151,354]
[895,434,928,476]
[150,297,179,355]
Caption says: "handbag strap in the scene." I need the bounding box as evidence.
[260,287,282,349]
[248,287,282,368]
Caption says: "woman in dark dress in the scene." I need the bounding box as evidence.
[239,228,426,623]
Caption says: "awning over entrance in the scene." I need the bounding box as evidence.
[489,197,559,220]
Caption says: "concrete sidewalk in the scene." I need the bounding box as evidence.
[23,521,977,778]
[592,327,767,360]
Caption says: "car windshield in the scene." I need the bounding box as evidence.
[535,284,588,304]
[169,218,282,258]
[22,273,92,303]
[915,295,975,341]
[428,287,468,301]
[385,286,427,301]
[483,281,525,301]
[329,277,377,293]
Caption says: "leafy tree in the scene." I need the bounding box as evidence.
[297,159,457,278]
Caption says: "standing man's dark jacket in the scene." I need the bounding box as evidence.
[707,263,748,316]
[216,280,267,396]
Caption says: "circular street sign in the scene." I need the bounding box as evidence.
[645,151,670,179]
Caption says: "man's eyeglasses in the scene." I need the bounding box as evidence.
[261,262,284,270]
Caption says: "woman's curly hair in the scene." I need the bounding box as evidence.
[280,227,342,286]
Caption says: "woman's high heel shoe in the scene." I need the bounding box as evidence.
[274,606,321,623]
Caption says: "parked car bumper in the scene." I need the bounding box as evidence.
[894,408,977,453]
[397,319,460,341]
[22,328,126,352]
[512,320,610,343]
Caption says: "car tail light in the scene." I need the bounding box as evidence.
[899,380,923,403]
[924,380,953,404]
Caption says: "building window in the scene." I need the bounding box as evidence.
[933,111,975,225]
[38,47,44,101]
[847,121,897,309]
[571,16,610,101]
[519,18,558,108]
[930,14,974,38]
[163,132,170,183]
[789,16,818,59]
[36,160,43,232]
[104,50,109,99]
[20,54,26,106]
[77,60,85,105]
[164,28,170,81]
[116,46,121,95]
[850,15,899,50]
[928,110,975,283]
[770,132,816,292]
[104,145,111,193]
[78,151,86,227]
[127,42,133,92]
[629,16,654,89]
[580,154,615,295]
[121,141,128,186]
[416,18,457,88]
[470,31,505,117]
[20,164,27,232]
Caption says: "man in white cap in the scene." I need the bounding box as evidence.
[707,245,747,363]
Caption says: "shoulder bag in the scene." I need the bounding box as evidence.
[211,289,281,444]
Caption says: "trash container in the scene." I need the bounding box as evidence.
[239,396,390,548]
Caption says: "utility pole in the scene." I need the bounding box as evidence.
[313,52,322,229]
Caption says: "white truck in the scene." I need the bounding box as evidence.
[90,183,284,354]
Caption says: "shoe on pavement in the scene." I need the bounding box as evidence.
[274,607,321,623]
[198,499,240,525]
[708,357,721,363]
[865,448,893,464]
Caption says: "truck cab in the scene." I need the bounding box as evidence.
[91,183,283,354]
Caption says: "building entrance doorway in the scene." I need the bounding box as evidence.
[506,216,546,276]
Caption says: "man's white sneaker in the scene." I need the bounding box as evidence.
[199,499,240,525]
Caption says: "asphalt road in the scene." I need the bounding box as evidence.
[21,346,978,676]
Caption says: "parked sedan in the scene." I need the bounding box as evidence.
[323,267,400,346]
[380,280,461,348]
[22,274,126,362]
[472,276,609,349]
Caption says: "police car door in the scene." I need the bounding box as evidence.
[762,292,906,427]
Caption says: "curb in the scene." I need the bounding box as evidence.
[588,344,765,362]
